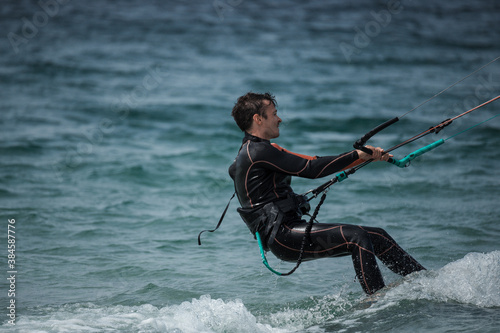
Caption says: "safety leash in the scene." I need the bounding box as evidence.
[197,192,235,245]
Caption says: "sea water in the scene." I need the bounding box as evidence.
[1,0,499,332]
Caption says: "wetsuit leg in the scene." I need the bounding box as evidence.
[359,226,426,276]
[268,220,425,294]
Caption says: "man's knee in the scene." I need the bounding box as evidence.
[347,226,372,247]
[368,227,389,237]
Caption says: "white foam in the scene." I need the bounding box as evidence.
[139,295,286,333]
[263,290,355,332]
[3,252,498,332]
[4,296,289,333]
[386,251,500,307]
[299,251,500,332]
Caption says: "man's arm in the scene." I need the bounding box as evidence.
[264,143,391,179]
[255,142,359,179]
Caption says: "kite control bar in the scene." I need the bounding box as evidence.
[353,117,399,154]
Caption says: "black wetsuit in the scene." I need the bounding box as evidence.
[229,133,425,294]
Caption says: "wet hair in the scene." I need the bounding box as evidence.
[231,92,277,132]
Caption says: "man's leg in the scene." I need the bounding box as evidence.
[360,226,426,275]
[270,221,386,294]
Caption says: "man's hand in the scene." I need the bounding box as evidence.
[356,145,392,162]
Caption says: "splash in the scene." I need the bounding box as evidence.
[3,252,498,332]
[140,295,287,333]
[3,296,288,333]
[262,290,356,332]
[387,251,500,307]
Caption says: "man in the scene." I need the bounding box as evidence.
[228,92,425,295]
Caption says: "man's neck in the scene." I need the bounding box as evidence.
[246,130,269,141]
[245,132,269,142]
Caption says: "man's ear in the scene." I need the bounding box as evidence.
[252,113,261,125]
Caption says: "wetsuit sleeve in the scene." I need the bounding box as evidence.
[253,142,362,179]
[271,143,317,160]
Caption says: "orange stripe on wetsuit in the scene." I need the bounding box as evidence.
[271,143,318,160]
[272,143,364,171]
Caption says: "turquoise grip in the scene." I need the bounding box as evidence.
[389,139,445,168]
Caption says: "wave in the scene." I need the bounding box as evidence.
[386,250,500,308]
[4,251,498,333]
[4,296,286,333]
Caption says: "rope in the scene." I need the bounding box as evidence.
[445,112,500,141]
[386,95,500,153]
[399,56,500,119]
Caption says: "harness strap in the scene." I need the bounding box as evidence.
[197,192,235,245]
[257,190,328,276]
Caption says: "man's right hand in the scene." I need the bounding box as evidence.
[356,145,392,162]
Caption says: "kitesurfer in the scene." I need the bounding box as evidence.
[228,92,426,294]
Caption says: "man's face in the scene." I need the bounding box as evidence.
[259,100,282,140]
